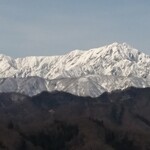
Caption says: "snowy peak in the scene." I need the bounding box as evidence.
[0,42,150,97]
[92,42,139,62]
[0,42,149,79]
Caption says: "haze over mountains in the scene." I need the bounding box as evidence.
[0,42,150,97]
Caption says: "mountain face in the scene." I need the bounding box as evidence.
[0,87,150,150]
[0,42,150,96]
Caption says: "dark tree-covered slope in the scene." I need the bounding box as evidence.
[0,87,150,150]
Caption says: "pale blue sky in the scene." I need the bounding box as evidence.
[0,0,150,57]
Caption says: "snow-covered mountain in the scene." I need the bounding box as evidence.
[0,42,150,97]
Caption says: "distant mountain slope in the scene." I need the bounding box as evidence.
[0,42,150,96]
[0,75,149,97]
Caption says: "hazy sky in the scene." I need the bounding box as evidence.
[0,0,150,57]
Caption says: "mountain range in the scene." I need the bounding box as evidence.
[0,42,150,97]
[0,42,150,150]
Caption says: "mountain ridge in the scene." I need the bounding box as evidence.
[0,42,150,97]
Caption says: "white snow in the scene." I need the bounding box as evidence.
[0,42,150,97]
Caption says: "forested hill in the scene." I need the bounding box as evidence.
[0,87,150,150]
